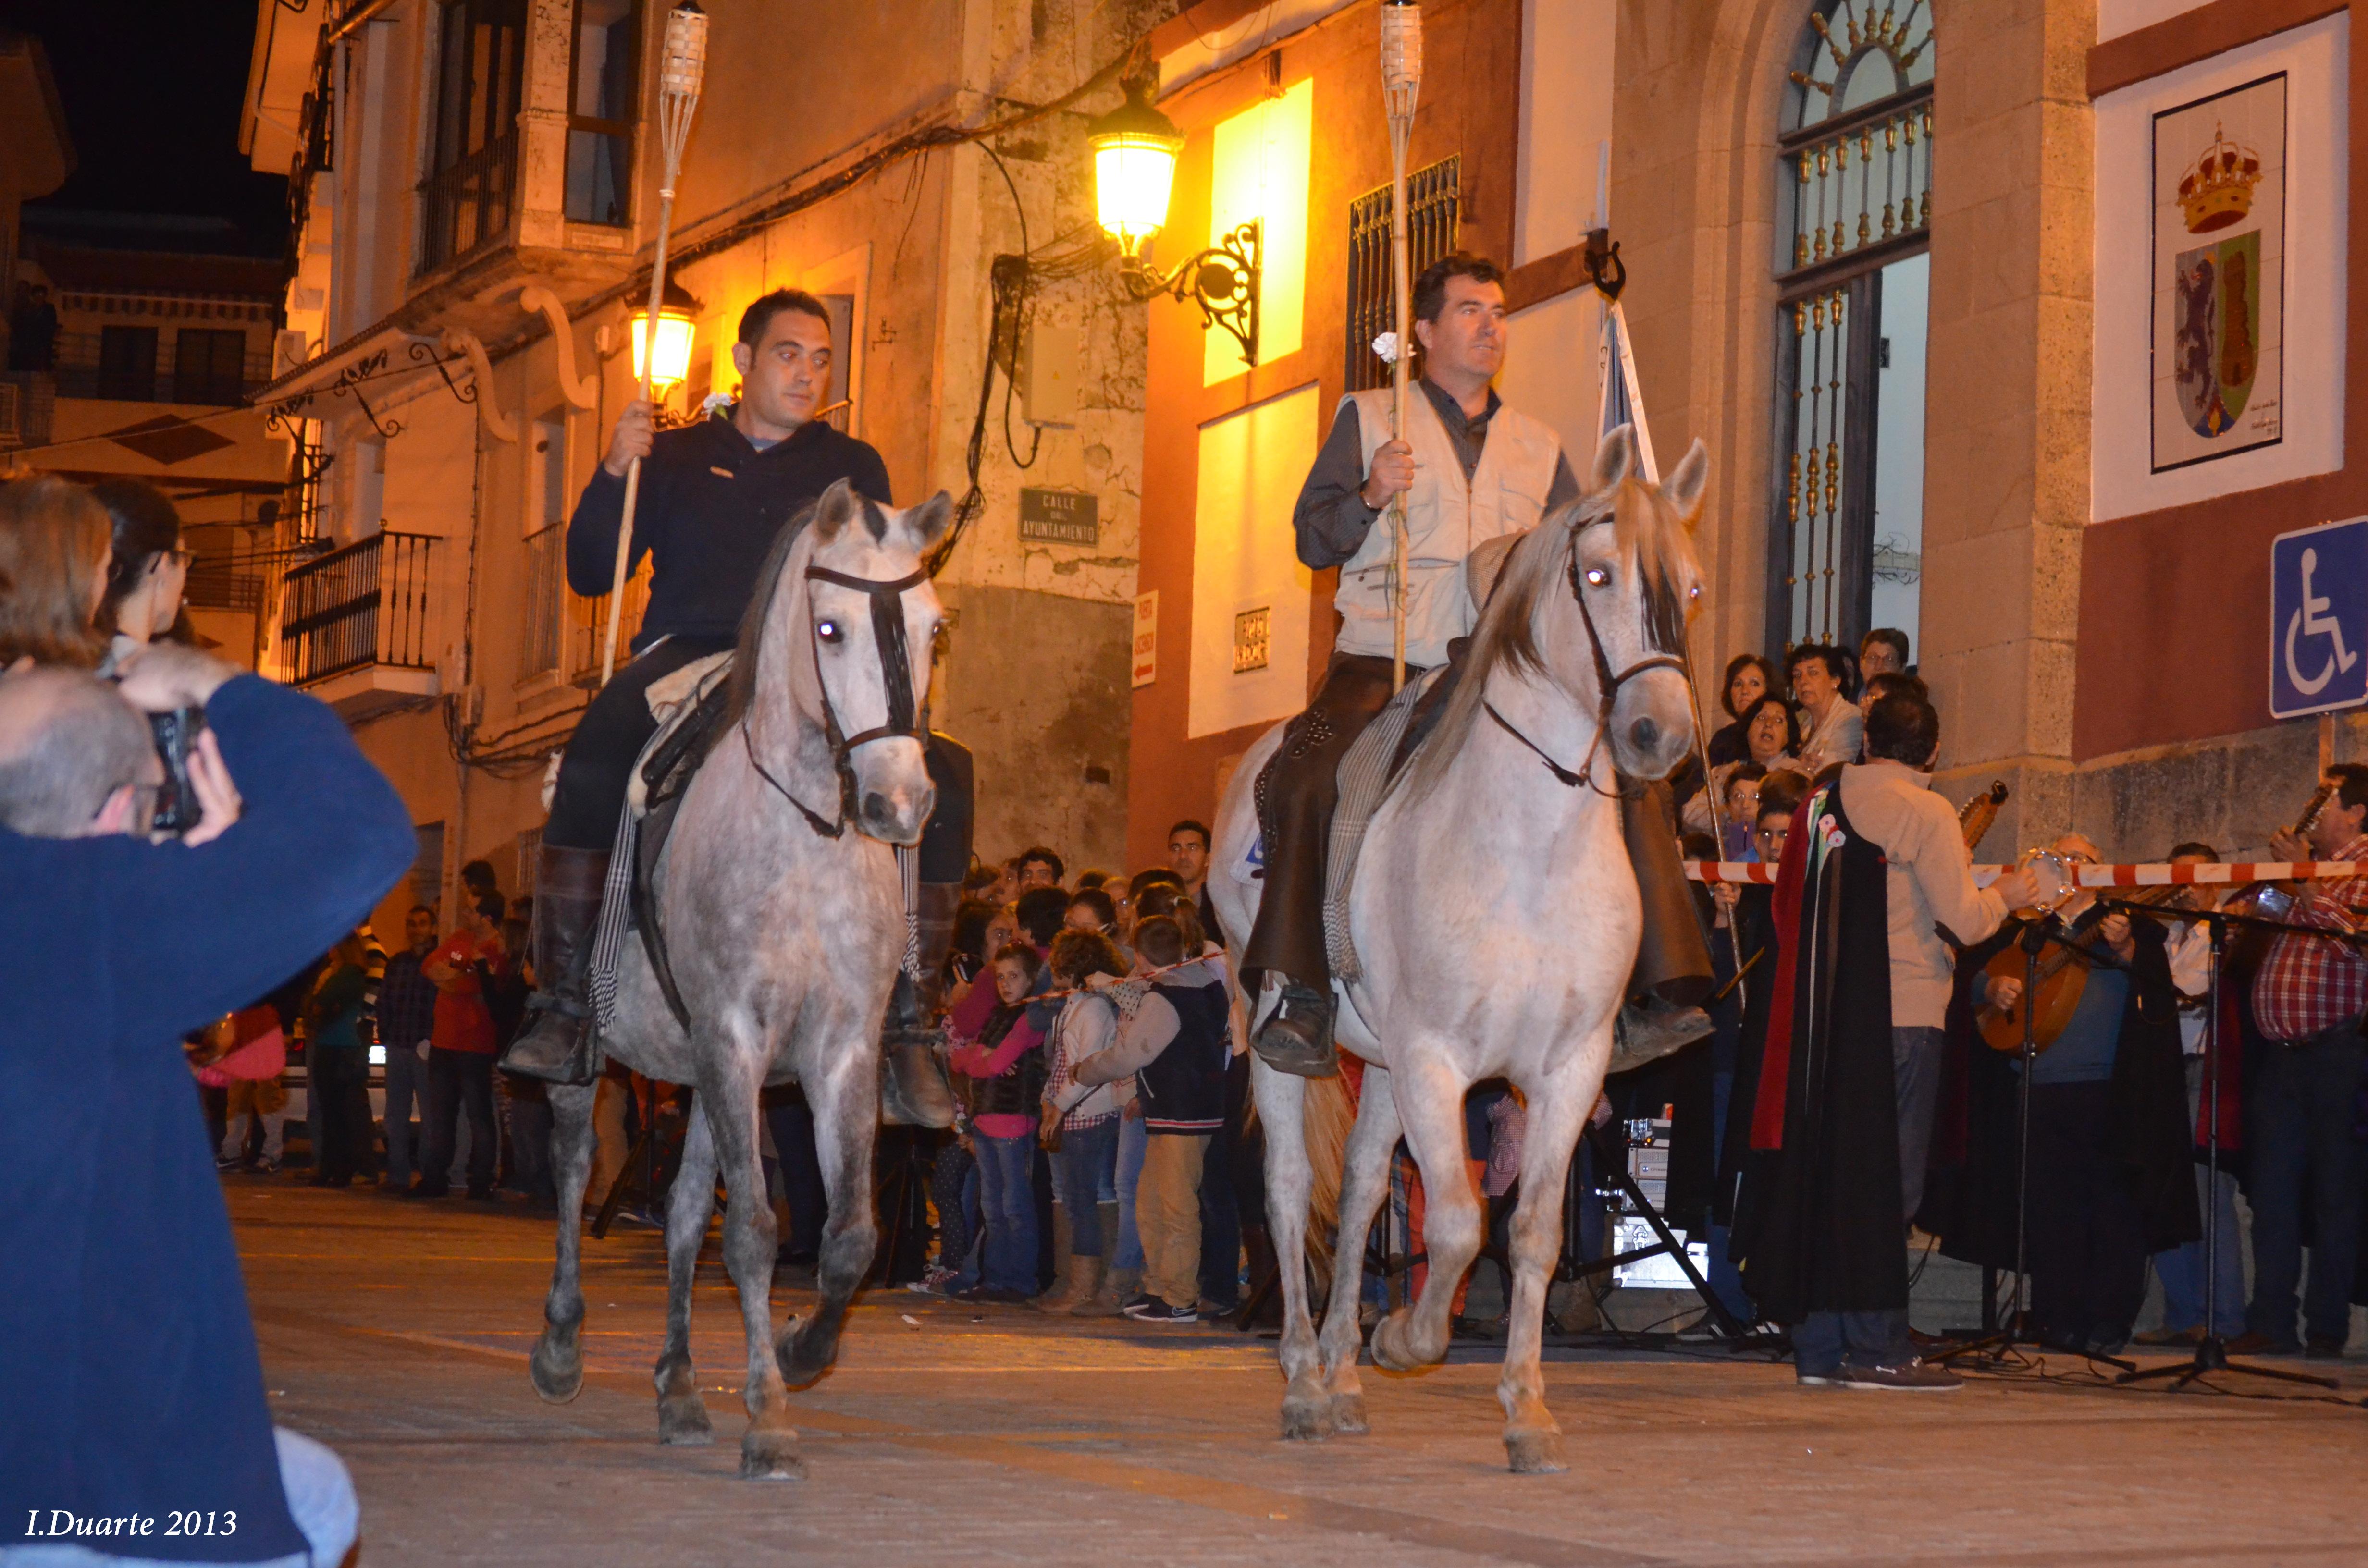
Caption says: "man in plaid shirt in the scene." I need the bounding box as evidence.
[374,906,441,1192]
[2241,764,2368,1358]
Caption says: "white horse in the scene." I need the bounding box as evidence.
[1210,426,1706,1473]
[529,479,949,1482]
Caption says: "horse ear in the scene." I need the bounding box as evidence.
[1589,423,1639,495]
[811,479,858,541]
[1662,439,1710,528]
[903,490,956,552]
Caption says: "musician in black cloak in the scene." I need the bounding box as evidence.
[1730,693,2037,1386]
[1918,836,2198,1357]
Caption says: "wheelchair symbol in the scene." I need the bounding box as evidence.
[2285,547,2360,697]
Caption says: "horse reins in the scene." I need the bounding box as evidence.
[741,560,933,838]
[1482,520,1687,797]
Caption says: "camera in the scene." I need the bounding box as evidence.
[148,705,208,834]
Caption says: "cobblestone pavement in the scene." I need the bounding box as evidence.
[229,1179,2368,1567]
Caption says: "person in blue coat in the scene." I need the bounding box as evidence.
[0,643,415,1566]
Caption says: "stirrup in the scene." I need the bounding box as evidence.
[1252,980,1338,1078]
[499,994,604,1086]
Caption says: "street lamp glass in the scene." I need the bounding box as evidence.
[630,306,697,398]
[1086,80,1184,258]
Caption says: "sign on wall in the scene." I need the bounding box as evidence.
[2152,74,2286,473]
[2269,517,2368,719]
[1131,590,1158,688]
[2090,13,2344,523]
[1018,487,1098,545]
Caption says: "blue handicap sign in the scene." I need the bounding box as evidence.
[2271,518,2368,719]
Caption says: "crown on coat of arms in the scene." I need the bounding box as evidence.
[2176,122,2263,234]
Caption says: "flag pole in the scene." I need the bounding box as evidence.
[1381,1,1423,694]
[600,1,708,685]
[1587,157,1747,1005]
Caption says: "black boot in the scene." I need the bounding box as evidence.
[879,881,959,1128]
[1252,979,1338,1078]
[499,845,609,1086]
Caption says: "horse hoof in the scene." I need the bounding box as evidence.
[530,1335,583,1405]
[1280,1393,1335,1442]
[739,1429,806,1482]
[1369,1310,1422,1373]
[657,1399,714,1446]
[1330,1393,1370,1435]
[776,1316,836,1390]
[1505,1428,1567,1475]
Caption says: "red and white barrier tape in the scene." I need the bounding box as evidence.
[1684,860,2368,888]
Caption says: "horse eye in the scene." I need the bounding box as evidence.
[1584,566,1610,588]
[816,620,843,644]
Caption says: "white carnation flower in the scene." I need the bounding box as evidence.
[1371,331,1401,365]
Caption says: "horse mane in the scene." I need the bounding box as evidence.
[1402,473,1693,803]
[723,496,823,732]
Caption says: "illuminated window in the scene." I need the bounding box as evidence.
[1206,78,1311,386]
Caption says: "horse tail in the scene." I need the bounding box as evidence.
[1298,1072,1355,1293]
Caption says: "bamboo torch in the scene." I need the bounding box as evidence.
[600,0,708,684]
[1381,0,1422,693]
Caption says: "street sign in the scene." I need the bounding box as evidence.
[1018,487,1098,545]
[2270,517,2368,718]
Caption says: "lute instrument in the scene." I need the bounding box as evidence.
[1979,782,2338,1051]
[1958,780,2008,854]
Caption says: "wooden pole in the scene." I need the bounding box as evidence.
[599,3,707,684]
[1380,3,1423,694]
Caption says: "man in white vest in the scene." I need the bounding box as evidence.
[1247,253,1584,1075]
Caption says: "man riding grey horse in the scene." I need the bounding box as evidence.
[501,288,962,1119]
[1246,251,1710,1077]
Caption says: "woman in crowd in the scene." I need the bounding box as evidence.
[947,942,1047,1303]
[91,478,190,667]
[0,474,111,668]
[1686,695,1802,837]
[1706,654,1779,767]
[1038,928,1129,1312]
[305,932,377,1187]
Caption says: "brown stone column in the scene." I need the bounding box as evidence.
[1919,0,2097,849]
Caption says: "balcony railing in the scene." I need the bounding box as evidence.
[279,531,437,687]
[418,131,519,277]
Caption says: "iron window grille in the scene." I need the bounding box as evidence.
[1344,155,1460,393]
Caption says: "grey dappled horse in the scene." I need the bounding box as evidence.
[1211,425,1708,1473]
[529,480,949,1481]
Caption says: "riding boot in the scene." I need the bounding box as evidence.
[1608,996,1715,1076]
[498,845,610,1086]
[1069,1202,1123,1315]
[1253,980,1338,1078]
[880,880,961,1128]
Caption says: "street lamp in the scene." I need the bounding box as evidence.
[1085,74,1262,368]
[629,282,698,402]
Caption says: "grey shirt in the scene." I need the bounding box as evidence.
[1292,379,1583,570]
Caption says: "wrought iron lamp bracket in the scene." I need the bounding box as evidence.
[1582,225,1627,302]
[1119,220,1261,368]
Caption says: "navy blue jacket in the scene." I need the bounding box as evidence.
[0,676,414,1561]
[566,407,892,653]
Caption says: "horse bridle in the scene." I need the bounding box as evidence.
[740,561,932,838]
[1482,517,1688,796]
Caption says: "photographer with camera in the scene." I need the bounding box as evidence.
[0,631,415,1568]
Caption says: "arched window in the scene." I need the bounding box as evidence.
[1770,1,1936,654]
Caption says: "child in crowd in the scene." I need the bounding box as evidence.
[1055,915,1229,1323]
[1037,929,1130,1312]
[947,943,1047,1303]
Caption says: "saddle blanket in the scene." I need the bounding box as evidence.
[588,649,734,1032]
[1323,666,1444,985]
